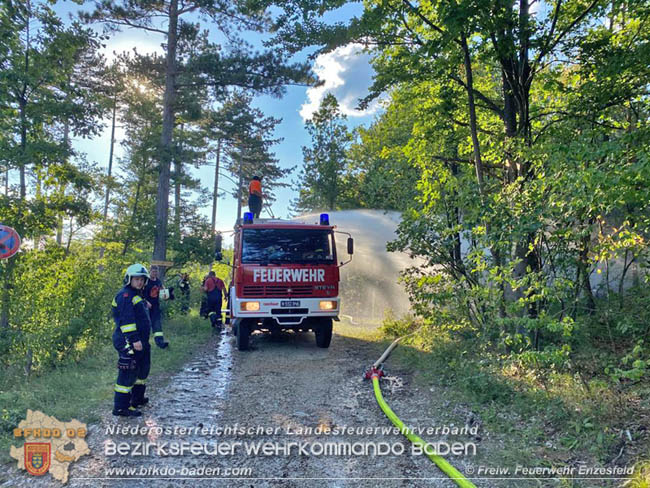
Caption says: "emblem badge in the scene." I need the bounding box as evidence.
[24,443,51,476]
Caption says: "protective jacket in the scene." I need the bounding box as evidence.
[143,278,165,345]
[144,278,162,317]
[112,285,151,353]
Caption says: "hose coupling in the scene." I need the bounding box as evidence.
[364,365,385,381]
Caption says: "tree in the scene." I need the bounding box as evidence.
[343,91,420,210]
[273,0,650,347]
[294,94,351,212]
[0,1,106,329]
[85,0,313,277]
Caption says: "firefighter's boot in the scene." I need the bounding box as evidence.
[131,382,149,408]
[113,406,142,417]
[209,312,218,328]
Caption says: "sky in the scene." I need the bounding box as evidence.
[54,1,381,235]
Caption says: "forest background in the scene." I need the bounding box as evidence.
[0,0,649,481]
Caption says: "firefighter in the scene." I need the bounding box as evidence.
[128,264,173,409]
[143,264,170,346]
[111,263,151,417]
[202,271,225,328]
[248,175,263,218]
[177,273,190,314]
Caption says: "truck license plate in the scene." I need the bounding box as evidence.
[281,301,300,307]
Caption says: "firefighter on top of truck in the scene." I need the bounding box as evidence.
[248,176,263,218]
[111,264,151,417]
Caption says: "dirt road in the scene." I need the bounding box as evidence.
[4,326,484,487]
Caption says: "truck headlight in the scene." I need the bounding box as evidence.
[241,301,260,311]
[319,300,337,311]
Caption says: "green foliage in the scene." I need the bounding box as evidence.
[606,340,649,382]
[1,242,139,370]
[293,94,352,212]
[343,90,421,210]
[380,310,422,337]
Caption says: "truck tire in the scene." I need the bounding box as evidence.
[237,319,250,351]
[315,319,333,348]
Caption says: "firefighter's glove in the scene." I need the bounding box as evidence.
[155,336,169,349]
[118,356,136,370]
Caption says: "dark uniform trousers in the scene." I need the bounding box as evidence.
[207,289,222,327]
[248,194,262,218]
[114,346,151,409]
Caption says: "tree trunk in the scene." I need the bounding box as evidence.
[122,168,143,256]
[236,157,243,224]
[57,119,71,246]
[460,34,484,197]
[503,71,518,182]
[153,0,179,280]
[19,0,30,200]
[578,226,597,314]
[19,98,27,200]
[65,217,73,254]
[211,139,221,232]
[174,124,183,237]
[98,93,117,265]
[0,259,16,329]
[103,94,117,221]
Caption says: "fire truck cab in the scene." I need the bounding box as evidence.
[221,213,353,351]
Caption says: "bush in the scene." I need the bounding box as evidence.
[2,241,144,372]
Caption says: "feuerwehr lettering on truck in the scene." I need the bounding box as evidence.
[253,268,326,283]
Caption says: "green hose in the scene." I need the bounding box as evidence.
[371,375,477,488]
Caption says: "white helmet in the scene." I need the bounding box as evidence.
[124,263,150,285]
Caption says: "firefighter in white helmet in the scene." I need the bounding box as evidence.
[111,263,152,417]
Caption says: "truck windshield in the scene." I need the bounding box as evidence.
[242,229,335,264]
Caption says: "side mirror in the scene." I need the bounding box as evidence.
[347,237,354,255]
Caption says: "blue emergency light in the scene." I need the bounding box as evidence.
[320,213,329,225]
[243,212,254,224]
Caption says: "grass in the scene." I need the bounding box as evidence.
[336,314,650,487]
[0,310,212,465]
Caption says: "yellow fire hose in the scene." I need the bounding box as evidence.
[367,334,477,488]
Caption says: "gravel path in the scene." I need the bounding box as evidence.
[2,326,481,487]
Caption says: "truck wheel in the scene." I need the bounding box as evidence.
[315,319,333,348]
[237,319,250,351]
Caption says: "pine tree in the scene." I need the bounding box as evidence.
[293,94,351,213]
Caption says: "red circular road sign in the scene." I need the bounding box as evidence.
[0,225,21,259]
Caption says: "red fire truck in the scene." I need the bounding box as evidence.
[218,213,353,351]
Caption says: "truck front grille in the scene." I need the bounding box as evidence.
[242,286,264,297]
[242,285,314,297]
